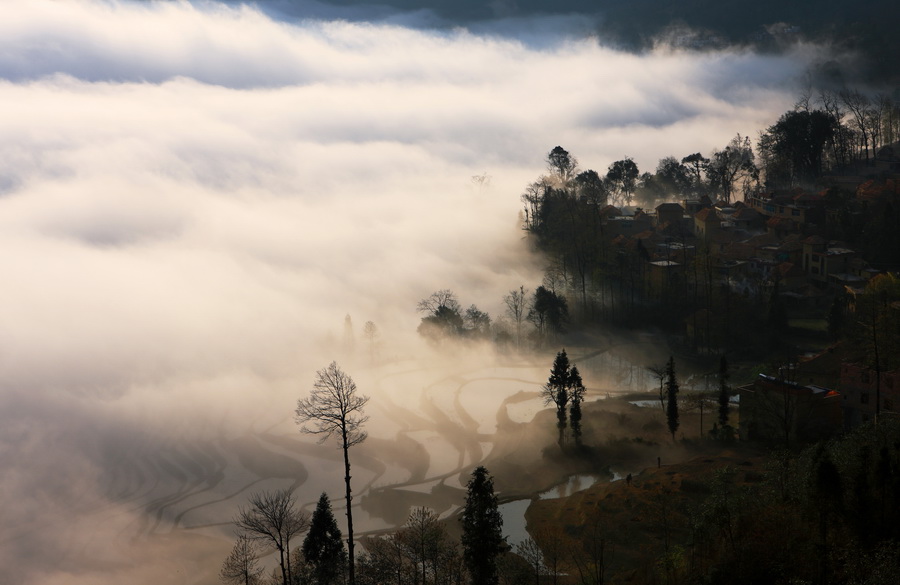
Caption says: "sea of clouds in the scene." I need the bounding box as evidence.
[0,1,821,583]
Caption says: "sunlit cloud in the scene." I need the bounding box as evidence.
[0,1,820,583]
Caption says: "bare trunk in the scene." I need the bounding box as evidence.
[343,434,356,585]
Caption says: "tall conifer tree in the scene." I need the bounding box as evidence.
[302,492,347,585]
[543,349,571,447]
[569,366,586,447]
[461,466,505,585]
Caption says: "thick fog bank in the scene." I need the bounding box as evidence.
[0,2,826,583]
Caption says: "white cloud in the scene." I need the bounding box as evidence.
[0,1,819,583]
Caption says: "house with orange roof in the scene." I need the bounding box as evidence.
[766,216,796,238]
[693,207,721,239]
[739,373,842,444]
[728,206,764,231]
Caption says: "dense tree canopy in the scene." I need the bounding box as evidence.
[547,145,578,184]
[705,134,757,202]
[528,286,569,343]
[758,109,839,188]
[605,158,640,205]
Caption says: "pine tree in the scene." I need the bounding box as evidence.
[665,356,680,442]
[569,366,586,447]
[542,349,571,448]
[302,493,347,585]
[461,466,505,585]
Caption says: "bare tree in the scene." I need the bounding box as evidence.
[877,92,899,145]
[818,90,851,167]
[684,386,714,438]
[234,489,309,585]
[363,321,379,361]
[417,290,461,315]
[296,362,370,585]
[646,364,667,413]
[357,534,407,585]
[841,89,875,163]
[515,536,546,585]
[706,134,757,203]
[521,177,552,230]
[534,525,570,585]
[220,533,264,585]
[398,507,448,585]
[570,509,609,585]
[503,286,529,350]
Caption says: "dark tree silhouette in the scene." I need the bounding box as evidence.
[398,507,449,585]
[528,286,568,344]
[758,109,838,187]
[302,492,347,585]
[417,289,464,340]
[234,489,308,585]
[706,134,757,203]
[542,349,571,448]
[547,146,578,183]
[541,350,587,448]
[655,156,692,197]
[464,304,492,338]
[296,362,369,585]
[606,158,639,205]
[681,152,709,193]
[220,533,264,585]
[574,169,607,204]
[569,365,586,447]
[503,286,529,350]
[461,466,505,585]
[665,356,680,441]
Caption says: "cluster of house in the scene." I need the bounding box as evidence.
[598,186,898,440]
[599,141,900,310]
[600,184,887,308]
[594,153,900,442]
[737,348,900,443]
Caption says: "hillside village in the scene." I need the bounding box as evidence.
[215,99,900,585]
[489,137,900,584]
[558,143,900,444]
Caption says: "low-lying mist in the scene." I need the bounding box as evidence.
[0,1,824,583]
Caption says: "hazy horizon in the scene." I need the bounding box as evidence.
[0,1,830,583]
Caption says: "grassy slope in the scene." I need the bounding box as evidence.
[466,391,763,582]
[523,447,766,583]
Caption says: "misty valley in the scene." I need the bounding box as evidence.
[91,341,668,536]
[2,1,899,585]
